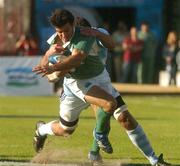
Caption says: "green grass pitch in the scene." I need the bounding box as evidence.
[0,95,180,165]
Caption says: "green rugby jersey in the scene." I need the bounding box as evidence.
[49,27,104,79]
[68,27,105,79]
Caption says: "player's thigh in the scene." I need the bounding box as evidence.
[97,69,120,98]
[60,95,89,121]
[100,82,120,99]
[85,85,116,111]
[84,70,117,108]
[64,70,116,108]
[60,95,89,129]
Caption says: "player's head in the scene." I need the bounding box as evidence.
[50,9,75,43]
[75,17,91,27]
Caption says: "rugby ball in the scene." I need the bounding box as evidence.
[48,54,67,64]
[47,55,66,82]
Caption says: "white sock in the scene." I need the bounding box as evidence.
[38,121,55,136]
[126,125,158,165]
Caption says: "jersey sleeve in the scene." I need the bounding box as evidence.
[46,33,57,45]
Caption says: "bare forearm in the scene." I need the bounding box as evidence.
[96,32,115,50]
[53,49,85,71]
[39,49,53,66]
[32,49,86,76]
[40,54,48,66]
[53,55,81,71]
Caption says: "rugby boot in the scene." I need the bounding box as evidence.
[93,129,113,154]
[88,151,103,166]
[33,121,47,153]
[155,153,171,166]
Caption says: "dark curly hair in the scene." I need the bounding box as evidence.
[50,9,74,27]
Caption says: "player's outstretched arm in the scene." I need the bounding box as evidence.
[80,28,115,50]
[52,48,86,71]
[32,49,86,76]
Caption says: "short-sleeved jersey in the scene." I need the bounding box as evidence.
[47,27,104,79]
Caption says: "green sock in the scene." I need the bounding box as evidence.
[95,107,111,133]
[90,109,111,154]
[91,139,100,154]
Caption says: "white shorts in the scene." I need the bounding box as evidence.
[59,69,120,130]
[64,69,119,101]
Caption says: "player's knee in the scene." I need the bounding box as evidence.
[62,129,75,136]
[104,98,117,113]
[59,116,79,136]
[51,120,76,136]
[55,128,75,136]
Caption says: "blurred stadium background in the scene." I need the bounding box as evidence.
[0,0,180,95]
[0,0,179,54]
